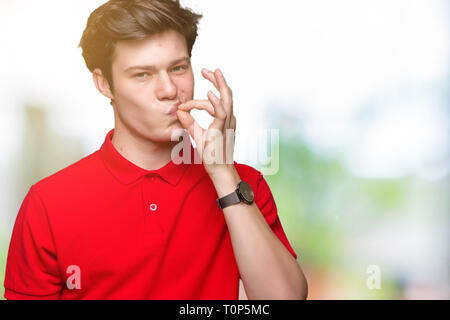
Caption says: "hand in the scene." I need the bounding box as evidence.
[176,68,236,178]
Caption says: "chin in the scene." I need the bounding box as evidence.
[167,123,187,142]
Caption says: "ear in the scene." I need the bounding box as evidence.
[92,68,114,101]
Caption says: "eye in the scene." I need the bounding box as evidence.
[135,72,149,79]
[172,65,187,72]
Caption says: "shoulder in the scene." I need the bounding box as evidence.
[234,161,262,178]
[233,161,266,192]
[32,150,101,197]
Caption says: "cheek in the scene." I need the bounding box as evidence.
[115,82,151,110]
[179,81,194,102]
[114,90,154,121]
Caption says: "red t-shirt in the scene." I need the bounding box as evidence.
[4,128,297,299]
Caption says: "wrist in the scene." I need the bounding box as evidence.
[210,167,241,198]
[207,163,236,179]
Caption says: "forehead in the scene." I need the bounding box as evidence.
[112,29,188,72]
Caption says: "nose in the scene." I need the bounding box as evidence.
[155,72,177,101]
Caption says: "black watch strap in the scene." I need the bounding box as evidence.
[216,190,240,210]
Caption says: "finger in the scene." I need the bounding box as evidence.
[201,69,219,90]
[202,68,233,128]
[178,99,215,117]
[176,109,205,150]
[230,115,236,130]
[202,68,233,115]
[213,69,233,127]
[230,115,236,143]
[207,90,227,131]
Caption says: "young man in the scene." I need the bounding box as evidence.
[4,0,307,299]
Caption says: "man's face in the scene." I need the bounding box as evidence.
[110,29,194,142]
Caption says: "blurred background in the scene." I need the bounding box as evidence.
[0,0,449,299]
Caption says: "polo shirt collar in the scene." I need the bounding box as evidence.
[99,128,193,186]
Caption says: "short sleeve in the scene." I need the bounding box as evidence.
[254,174,298,260]
[4,186,63,300]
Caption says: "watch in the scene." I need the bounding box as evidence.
[216,181,254,210]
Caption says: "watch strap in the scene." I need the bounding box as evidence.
[216,190,240,210]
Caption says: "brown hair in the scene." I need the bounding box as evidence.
[78,0,203,94]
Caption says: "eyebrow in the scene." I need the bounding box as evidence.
[124,57,191,73]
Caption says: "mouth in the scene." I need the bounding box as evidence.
[167,101,182,115]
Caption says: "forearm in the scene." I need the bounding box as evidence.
[211,168,308,300]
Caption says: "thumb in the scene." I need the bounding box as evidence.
[176,109,204,153]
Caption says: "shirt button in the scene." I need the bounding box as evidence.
[149,203,158,212]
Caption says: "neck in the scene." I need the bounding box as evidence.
[111,125,180,171]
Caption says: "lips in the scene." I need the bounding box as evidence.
[167,101,182,115]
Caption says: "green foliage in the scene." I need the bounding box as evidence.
[265,137,346,266]
[262,122,414,298]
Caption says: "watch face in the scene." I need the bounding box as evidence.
[238,181,254,203]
